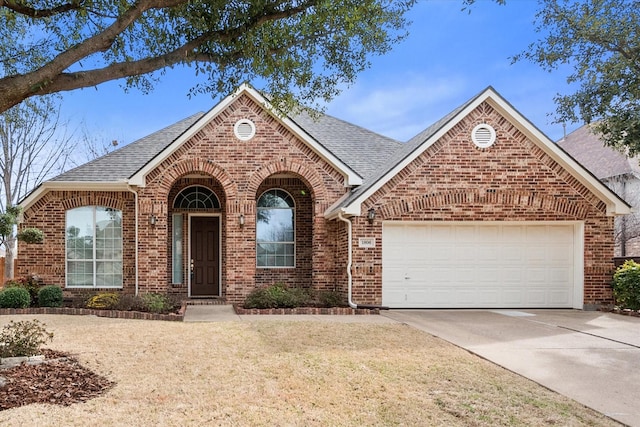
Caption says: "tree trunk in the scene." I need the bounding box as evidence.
[4,234,16,281]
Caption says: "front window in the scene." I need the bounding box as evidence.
[256,189,295,267]
[66,206,123,287]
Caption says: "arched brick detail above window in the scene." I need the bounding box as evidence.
[248,159,327,204]
[60,193,126,211]
[156,158,237,201]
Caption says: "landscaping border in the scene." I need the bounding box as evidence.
[0,307,185,321]
[234,306,380,315]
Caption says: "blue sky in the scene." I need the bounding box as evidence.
[61,0,577,148]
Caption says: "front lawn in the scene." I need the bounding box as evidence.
[0,315,619,426]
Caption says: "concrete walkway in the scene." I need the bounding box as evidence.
[182,304,396,324]
[383,309,640,427]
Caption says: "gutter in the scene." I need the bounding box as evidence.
[127,186,139,296]
[337,211,388,310]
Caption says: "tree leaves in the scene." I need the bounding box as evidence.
[516,0,640,154]
[0,0,415,114]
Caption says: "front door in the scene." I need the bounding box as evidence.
[190,216,220,297]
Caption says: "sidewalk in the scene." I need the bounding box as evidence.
[183,304,396,324]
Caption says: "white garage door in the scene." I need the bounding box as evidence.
[382,222,581,309]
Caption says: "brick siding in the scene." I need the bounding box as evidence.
[17,97,617,308]
[348,101,615,307]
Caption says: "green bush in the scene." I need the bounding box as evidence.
[0,319,53,358]
[5,274,42,306]
[244,283,311,309]
[86,292,120,310]
[141,293,176,314]
[37,285,63,308]
[612,260,640,311]
[17,227,44,244]
[0,286,31,308]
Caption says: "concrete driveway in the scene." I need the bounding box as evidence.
[382,309,640,427]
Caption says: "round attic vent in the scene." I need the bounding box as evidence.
[234,119,256,141]
[471,124,496,148]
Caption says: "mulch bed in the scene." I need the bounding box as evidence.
[0,349,114,410]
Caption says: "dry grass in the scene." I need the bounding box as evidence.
[0,315,619,426]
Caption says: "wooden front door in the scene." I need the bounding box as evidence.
[190,216,220,297]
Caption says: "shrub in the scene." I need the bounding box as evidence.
[244,283,311,309]
[113,294,146,312]
[17,227,44,244]
[38,285,64,308]
[316,290,347,308]
[612,260,640,311]
[86,293,120,310]
[5,274,42,306]
[0,319,53,358]
[0,286,31,308]
[141,293,176,314]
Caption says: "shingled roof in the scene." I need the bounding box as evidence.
[557,124,640,180]
[52,113,205,182]
[51,106,400,185]
[289,111,402,181]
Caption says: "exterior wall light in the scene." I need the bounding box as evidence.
[367,208,376,225]
[239,213,245,227]
[149,215,157,226]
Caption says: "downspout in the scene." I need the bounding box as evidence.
[337,211,357,309]
[337,210,388,310]
[127,186,139,296]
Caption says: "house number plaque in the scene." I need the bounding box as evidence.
[358,238,376,248]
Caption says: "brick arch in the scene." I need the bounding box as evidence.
[377,189,593,220]
[248,159,328,203]
[61,194,126,211]
[156,158,237,201]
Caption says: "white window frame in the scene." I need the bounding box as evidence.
[65,206,123,288]
[256,189,296,268]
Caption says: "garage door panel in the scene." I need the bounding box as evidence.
[502,289,525,305]
[550,290,571,305]
[382,223,578,308]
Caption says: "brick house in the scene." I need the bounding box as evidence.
[558,124,640,257]
[18,85,630,309]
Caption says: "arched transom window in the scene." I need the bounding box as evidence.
[173,186,220,209]
[257,189,295,267]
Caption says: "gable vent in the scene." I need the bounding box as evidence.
[471,124,496,148]
[234,119,256,141]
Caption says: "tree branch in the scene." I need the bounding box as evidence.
[1,0,84,18]
[0,0,318,112]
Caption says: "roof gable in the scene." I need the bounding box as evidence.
[328,87,631,217]
[129,84,363,187]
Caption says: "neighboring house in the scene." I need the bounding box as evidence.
[17,85,630,310]
[558,125,640,257]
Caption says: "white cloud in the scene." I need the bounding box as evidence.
[326,73,470,141]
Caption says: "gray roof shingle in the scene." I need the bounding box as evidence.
[557,124,639,180]
[52,108,402,184]
[289,111,402,181]
[52,113,204,182]
[331,91,477,210]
